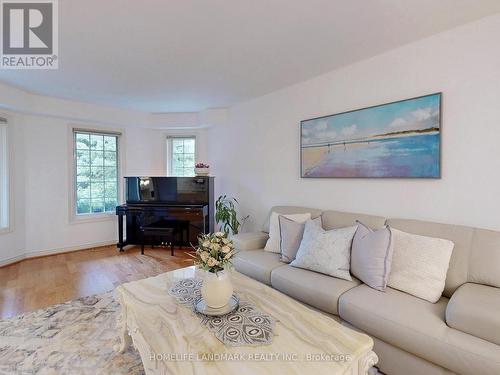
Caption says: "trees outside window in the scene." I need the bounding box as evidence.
[74,131,119,215]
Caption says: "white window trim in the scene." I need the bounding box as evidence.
[68,125,126,224]
[0,114,12,234]
[166,135,198,177]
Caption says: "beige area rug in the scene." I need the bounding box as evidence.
[0,292,144,375]
[0,291,382,375]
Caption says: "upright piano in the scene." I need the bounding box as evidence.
[116,176,214,251]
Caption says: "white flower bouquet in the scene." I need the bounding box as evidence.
[190,232,236,273]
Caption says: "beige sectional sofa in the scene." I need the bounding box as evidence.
[231,206,500,375]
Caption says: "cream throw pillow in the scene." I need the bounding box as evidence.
[290,219,357,281]
[264,212,311,253]
[388,228,454,303]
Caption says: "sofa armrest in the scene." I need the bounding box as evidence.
[232,232,269,251]
[446,283,500,345]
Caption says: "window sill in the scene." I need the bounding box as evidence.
[0,226,13,235]
[69,213,116,225]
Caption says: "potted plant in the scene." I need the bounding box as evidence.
[195,162,210,176]
[215,195,249,236]
[190,232,236,308]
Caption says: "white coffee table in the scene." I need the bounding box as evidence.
[116,267,377,374]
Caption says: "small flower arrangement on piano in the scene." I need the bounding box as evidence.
[195,162,210,176]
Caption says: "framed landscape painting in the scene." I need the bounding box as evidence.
[300,93,441,178]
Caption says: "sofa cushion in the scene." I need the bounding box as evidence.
[468,228,500,289]
[446,283,500,346]
[271,265,360,315]
[342,321,457,375]
[262,206,322,233]
[232,250,285,285]
[322,210,386,231]
[232,232,269,251]
[339,284,500,375]
[386,218,474,298]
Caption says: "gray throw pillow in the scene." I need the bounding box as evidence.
[290,219,357,281]
[351,221,394,291]
[279,216,321,263]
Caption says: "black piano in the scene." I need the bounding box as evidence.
[116,176,214,251]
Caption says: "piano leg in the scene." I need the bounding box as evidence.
[117,212,125,252]
[141,229,145,255]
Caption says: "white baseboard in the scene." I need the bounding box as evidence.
[0,254,25,267]
[24,240,117,258]
[0,240,117,267]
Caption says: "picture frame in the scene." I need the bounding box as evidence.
[300,93,442,178]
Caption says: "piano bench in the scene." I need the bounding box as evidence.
[140,226,177,256]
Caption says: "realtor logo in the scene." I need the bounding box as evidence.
[1,0,58,69]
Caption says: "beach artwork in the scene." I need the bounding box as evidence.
[300,93,441,178]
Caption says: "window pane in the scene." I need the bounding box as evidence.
[90,150,104,166]
[77,199,91,214]
[104,151,116,166]
[76,150,90,166]
[184,153,194,164]
[76,166,91,182]
[76,182,90,198]
[103,136,116,151]
[90,135,104,150]
[0,124,9,229]
[74,132,119,215]
[90,167,104,181]
[104,167,116,181]
[91,199,104,213]
[76,133,90,150]
[184,139,195,153]
[105,182,117,198]
[173,152,184,162]
[104,199,117,212]
[169,137,196,177]
[91,182,104,198]
[172,139,184,153]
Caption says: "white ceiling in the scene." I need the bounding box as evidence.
[1,0,499,113]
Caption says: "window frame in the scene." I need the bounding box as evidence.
[166,135,197,177]
[0,116,11,234]
[69,126,124,224]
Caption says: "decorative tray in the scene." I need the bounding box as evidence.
[194,294,239,316]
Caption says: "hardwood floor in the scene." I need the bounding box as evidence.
[0,245,194,319]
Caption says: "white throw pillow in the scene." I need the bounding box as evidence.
[290,219,357,281]
[388,228,454,303]
[264,212,311,253]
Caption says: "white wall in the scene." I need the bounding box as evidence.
[0,85,209,265]
[2,13,500,265]
[208,14,500,232]
[0,115,26,262]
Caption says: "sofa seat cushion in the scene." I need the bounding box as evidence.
[339,284,500,375]
[271,265,360,315]
[446,283,500,346]
[232,250,285,285]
